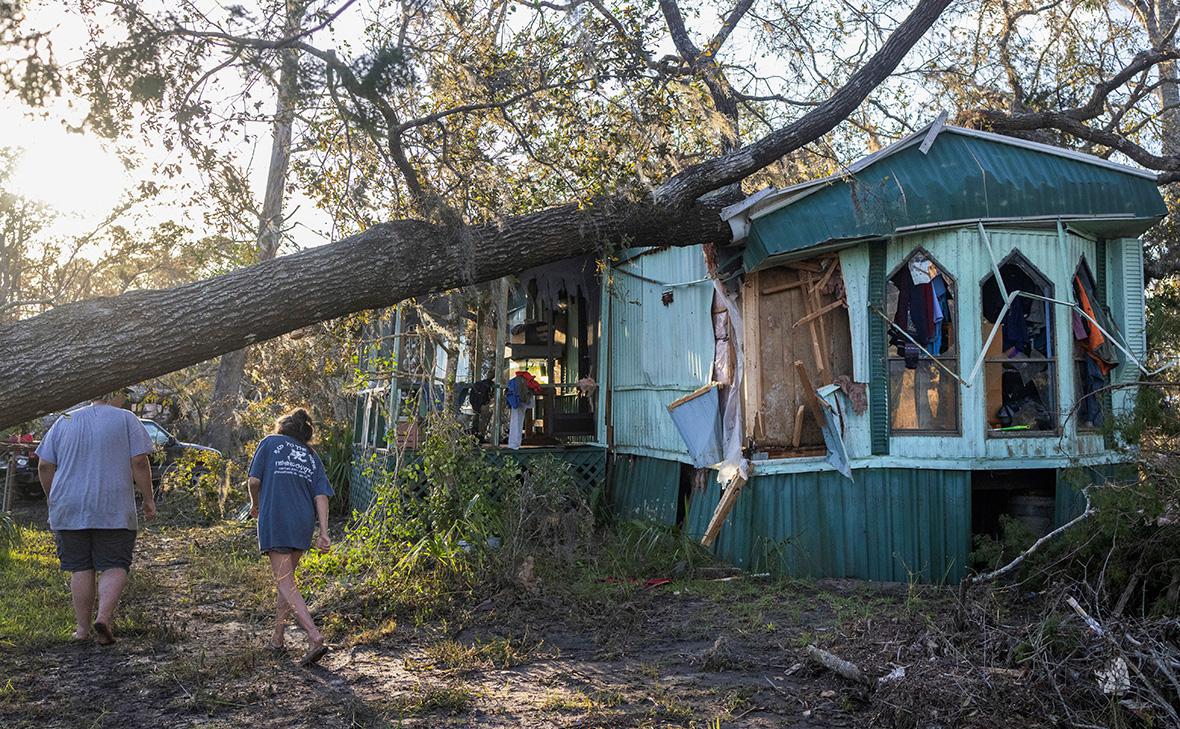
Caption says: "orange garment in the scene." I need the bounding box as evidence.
[1074,276,1115,375]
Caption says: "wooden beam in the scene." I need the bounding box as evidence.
[760,278,808,296]
[793,297,846,328]
[794,360,828,426]
[701,475,748,547]
[791,404,806,448]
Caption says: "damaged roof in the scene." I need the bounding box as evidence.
[725,120,1168,272]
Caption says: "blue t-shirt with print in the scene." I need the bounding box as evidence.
[248,434,334,552]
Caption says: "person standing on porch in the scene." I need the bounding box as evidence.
[247,408,333,667]
[36,387,156,646]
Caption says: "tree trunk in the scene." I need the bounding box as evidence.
[0,0,952,430]
[203,0,302,454]
[1150,1,1180,157]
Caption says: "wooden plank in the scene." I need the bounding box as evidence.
[667,382,716,410]
[742,274,762,438]
[794,360,827,426]
[811,259,840,295]
[793,297,846,328]
[701,475,748,547]
[808,277,831,380]
[760,278,809,296]
[791,404,806,448]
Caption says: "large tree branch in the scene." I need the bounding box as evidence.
[653,0,952,207]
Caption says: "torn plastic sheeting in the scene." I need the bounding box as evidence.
[712,278,748,486]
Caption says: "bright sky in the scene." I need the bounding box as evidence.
[1,108,128,234]
[0,1,340,246]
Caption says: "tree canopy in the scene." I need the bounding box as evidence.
[0,0,1177,428]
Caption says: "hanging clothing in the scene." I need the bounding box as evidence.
[1078,357,1105,428]
[1074,275,1118,374]
[931,275,951,355]
[1002,298,1031,355]
[508,404,527,449]
[467,378,495,413]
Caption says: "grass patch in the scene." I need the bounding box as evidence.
[185,523,272,604]
[417,635,539,672]
[0,526,73,647]
[382,683,474,716]
[540,687,625,715]
[540,689,594,712]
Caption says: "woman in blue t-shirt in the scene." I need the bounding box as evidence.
[248,408,334,666]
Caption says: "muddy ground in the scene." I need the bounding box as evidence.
[0,499,1047,728]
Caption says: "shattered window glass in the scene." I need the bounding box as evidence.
[886,249,959,433]
[981,252,1057,434]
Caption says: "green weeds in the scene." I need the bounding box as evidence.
[0,526,72,646]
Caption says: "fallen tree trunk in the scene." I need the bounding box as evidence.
[0,0,953,428]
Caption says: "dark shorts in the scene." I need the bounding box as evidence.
[53,529,137,572]
[262,547,298,555]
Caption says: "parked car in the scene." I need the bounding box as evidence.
[1,434,42,499]
[139,419,223,499]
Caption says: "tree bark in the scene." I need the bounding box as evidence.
[203,0,302,453]
[0,0,953,430]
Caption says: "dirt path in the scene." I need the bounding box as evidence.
[0,501,1012,728]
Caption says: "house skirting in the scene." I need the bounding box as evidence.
[611,456,1129,584]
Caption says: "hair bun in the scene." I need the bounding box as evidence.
[274,407,315,443]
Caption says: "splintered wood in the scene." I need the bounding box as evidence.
[701,474,747,547]
[744,254,851,453]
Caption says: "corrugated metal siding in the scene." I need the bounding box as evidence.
[608,247,714,462]
[1109,238,1146,418]
[609,453,681,525]
[744,132,1165,270]
[685,468,971,584]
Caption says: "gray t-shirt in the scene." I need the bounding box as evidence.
[36,404,154,531]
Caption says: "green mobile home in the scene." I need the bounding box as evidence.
[606,122,1164,583]
[352,121,1164,584]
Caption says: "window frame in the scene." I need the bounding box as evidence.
[980,250,1060,438]
[885,247,962,436]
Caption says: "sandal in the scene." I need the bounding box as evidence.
[299,641,329,667]
[93,622,116,646]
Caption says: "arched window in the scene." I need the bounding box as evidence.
[886,249,959,432]
[981,252,1056,434]
[1072,258,1116,430]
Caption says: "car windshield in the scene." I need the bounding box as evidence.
[142,420,171,446]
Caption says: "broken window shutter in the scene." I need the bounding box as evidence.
[868,243,889,455]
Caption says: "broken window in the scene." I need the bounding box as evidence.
[1072,259,1117,430]
[886,249,959,432]
[981,252,1056,434]
[744,255,854,456]
[506,262,601,443]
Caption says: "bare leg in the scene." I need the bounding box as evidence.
[95,568,129,627]
[272,551,302,647]
[267,551,321,647]
[69,570,95,639]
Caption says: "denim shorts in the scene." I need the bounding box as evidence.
[53,529,137,572]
